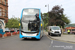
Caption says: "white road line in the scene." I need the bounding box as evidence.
[51,40,53,44]
[49,40,53,47]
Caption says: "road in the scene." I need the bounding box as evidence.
[47,35,75,50]
[0,34,75,50]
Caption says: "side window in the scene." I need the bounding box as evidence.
[5,0,6,5]
[0,8,2,16]
[5,9,7,16]
[0,22,2,29]
[0,0,1,3]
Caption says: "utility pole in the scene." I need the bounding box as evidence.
[45,4,49,29]
[45,4,49,12]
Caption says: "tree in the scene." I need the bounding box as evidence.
[6,17,20,28]
[48,5,70,28]
[41,13,49,29]
[61,14,70,24]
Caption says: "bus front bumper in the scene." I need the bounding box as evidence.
[19,33,40,39]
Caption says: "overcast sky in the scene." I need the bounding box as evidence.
[8,0,75,23]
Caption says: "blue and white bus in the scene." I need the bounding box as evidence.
[19,8,43,40]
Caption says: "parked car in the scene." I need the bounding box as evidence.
[5,28,11,36]
[48,26,61,36]
[17,30,19,34]
[10,29,17,35]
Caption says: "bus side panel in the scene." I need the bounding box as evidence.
[19,9,23,38]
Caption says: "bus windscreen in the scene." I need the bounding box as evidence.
[21,9,40,32]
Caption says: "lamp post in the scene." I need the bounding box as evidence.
[45,4,49,29]
[45,4,49,12]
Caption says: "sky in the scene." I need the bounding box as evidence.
[8,0,75,24]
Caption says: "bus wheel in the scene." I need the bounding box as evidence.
[24,38,27,40]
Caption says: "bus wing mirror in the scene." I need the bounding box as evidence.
[41,23,42,27]
[19,23,20,26]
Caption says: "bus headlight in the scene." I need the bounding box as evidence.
[37,33,39,35]
[21,32,22,35]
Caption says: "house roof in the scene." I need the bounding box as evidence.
[65,27,75,29]
[65,24,75,28]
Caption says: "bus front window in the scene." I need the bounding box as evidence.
[21,9,40,32]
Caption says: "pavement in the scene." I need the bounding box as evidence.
[45,31,75,43]
[50,35,75,43]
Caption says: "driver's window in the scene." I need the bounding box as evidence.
[0,23,2,29]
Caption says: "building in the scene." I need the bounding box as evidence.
[64,24,75,34]
[0,0,8,35]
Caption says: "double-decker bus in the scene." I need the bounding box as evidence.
[19,8,43,40]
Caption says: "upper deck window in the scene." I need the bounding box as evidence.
[23,9,39,15]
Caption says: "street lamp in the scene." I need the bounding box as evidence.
[45,4,49,29]
[45,4,49,12]
[45,4,49,17]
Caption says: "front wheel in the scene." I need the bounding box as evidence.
[59,34,61,36]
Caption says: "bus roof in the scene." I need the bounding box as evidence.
[23,8,40,10]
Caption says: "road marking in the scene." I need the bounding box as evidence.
[49,40,53,47]
[44,31,54,49]
[51,40,53,44]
